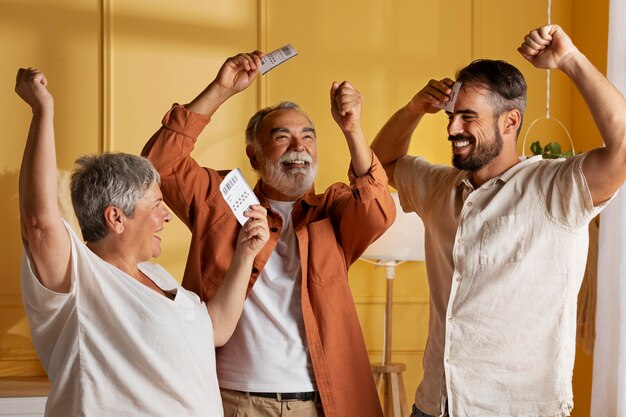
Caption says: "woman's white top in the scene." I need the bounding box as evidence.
[21,221,222,417]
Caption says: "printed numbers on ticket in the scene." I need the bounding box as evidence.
[220,168,260,226]
[432,81,462,113]
[260,44,298,74]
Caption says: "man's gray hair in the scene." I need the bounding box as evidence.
[245,101,314,146]
[70,152,160,242]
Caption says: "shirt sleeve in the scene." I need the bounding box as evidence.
[394,155,461,217]
[331,151,396,265]
[141,104,222,229]
[20,221,78,367]
[539,153,612,228]
[394,155,427,215]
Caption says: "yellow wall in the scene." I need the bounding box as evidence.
[1,0,101,376]
[0,0,607,415]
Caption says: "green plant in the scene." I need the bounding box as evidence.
[529,140,575,159]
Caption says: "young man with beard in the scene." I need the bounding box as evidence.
[371,25,626,417]
[142,52,394,417]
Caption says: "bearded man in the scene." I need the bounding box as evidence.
[142,52,394,417]
[371,25,626,417]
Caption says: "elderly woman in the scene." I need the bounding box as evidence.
[15,67,269,417]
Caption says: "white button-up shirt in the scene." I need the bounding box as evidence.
[395,154,608,417]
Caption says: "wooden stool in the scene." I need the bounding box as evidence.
[372,362,409,417]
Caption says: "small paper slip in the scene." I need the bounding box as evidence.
[432,81,462,112]
[260,44,298,74]
[220,168,260,226]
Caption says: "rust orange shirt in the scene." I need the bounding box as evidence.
[142,104,395,417]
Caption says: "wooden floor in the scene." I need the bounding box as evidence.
[0,377,50,398]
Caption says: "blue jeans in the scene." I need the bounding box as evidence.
[409,404,437,417]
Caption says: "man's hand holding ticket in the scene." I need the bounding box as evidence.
[432,81,462,113]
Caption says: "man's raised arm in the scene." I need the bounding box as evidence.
[329,80,396,264]
[141,52,263,225]
[186,51,262,117]
[330,80,372,176]
[370,78,455,187]
[519,25,626,205]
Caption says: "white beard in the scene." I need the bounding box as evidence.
[257,149,317,200]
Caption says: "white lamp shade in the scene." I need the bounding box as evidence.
[362,192,425,262]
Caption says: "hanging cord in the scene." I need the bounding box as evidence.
[546,0,551,119]
[521,0,575,156]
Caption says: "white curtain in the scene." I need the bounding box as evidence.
[591,1,626,415]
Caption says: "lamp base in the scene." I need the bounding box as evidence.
[372,362,409,417]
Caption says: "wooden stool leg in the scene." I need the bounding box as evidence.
[371,363,409,417]
[397,370,409,417]
[373,369,384,394]
[384,375,392,417]
[390,372,402,417]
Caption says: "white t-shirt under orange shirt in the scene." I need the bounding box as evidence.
[216,198,316,392]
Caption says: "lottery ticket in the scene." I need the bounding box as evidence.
[220,168,260,226]
[260,44,298,74]
[432,81,462,113]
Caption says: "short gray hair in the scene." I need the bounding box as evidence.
[245,101,313,146]
[70,152,159,242]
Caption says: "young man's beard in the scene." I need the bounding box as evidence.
[257,149,317,200]
[451,127,504,172]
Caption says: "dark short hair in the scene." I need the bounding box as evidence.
[456,59,527,133]
[245,101,314,146]
[70,153,159,242]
